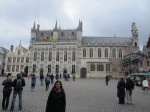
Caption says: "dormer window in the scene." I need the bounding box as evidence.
[18,50,20,55]
[51,32,53,36]
[61,32,64,36]
[41,32,44,36]
[72,32,74,36]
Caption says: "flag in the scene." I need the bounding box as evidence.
[43,37,47,41]
[50,36,57,41]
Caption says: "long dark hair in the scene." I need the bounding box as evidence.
[52,81,64,90]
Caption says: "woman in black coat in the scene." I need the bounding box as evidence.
[117,77,125,104]
[46,81,66,112]
[2,76,13,110]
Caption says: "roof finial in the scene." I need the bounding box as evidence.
[55,20,57,30]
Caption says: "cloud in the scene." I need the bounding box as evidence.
[0,0,150,51]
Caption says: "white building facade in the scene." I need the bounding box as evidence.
[5,41,29,76]
[28,21,139,78]
[0,47,8,75]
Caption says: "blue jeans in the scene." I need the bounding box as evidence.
[40,79,44,86]
[10,90,22,110]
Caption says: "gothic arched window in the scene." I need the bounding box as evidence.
[90,48,93,57]
[105,48,108,58]
[83,48,86,57]
[119,48,122,58]
[112,48,116,58]
[98,48,101,57]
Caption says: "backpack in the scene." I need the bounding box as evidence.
[16,79,22,90]
[46,76,50,83]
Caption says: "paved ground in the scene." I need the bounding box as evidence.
[0,77,150,112]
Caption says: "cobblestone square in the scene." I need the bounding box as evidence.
[0,77,150,112]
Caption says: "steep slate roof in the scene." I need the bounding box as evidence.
[82,36,132,45]
[0,47,9,54]
[36,29,77,41]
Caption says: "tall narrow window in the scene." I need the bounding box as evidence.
[64,52,67,61]
[12,65,15,72]
[18,50,20,55]
[56,65,59,73]
[98,48,101,57]
[33,64,36,72]
[34,52,37,61]
[56,52,59,61]
[26,57,29,63]
[7,65,11,72]
[106,64,110,71]
[112,48,116,58]
[72,65,75,73]
[41,52,44,61]
[90,64,95,71]
[83,48,86,57]
[49,51,52,61]
[72,51,76,61]
[48,65,51,73]
[90,48,93,57]
[147,61,149,67]
[8,58,12,63]
[21,57,24,63]
[97,64,104,71]
[13,58,16,63]
[16,65,19,72]
[105,48,108,58]
[119,48,122,58]
[17,57,20,63]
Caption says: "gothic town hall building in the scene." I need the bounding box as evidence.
[25,21,139,78]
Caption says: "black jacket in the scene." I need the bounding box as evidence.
[12,77,26,91]
[117,80,125,97]
[46,89,66,112]
[126,79,134,90]
[2,80,13,94]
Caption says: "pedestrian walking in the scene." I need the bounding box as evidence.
[2,76,13,110]
[45,74,50,91]
[50,74,54,84]
[67,74,70,81]
[10,73,26,111]
[125,75,134,104]
[46,81,66,112]
[117,77,125,104]
[31,74,36,92]
[40,73,44,86]
[105,75,109,85]
[142,78,149,92]
[55,73,59,81]
[73,75,75,81]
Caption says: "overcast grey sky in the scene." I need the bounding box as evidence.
[0,0,150,50]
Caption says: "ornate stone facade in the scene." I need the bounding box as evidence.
[27,21,139,78]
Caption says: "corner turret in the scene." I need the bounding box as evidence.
[131,22,139,47]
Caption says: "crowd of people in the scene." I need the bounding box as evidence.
[1,72,150,111]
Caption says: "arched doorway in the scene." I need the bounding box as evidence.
[24,66,28,77]
[63,68,67,74]
[80,68,87,78]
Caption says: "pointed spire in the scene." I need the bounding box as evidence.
[19,40,21,46]
[55,20,57,30]
[33,21,36,30]
[132,22,137,31]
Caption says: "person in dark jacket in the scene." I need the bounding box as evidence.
[2,76,13,110]
[117,77,126,104]
[125,75,134,104]
[50,74,54,84]
[105,75,109,85]
[31,74,36,92]
[10,73,26,111]
[45,74,50,91]
[46,81,66,112]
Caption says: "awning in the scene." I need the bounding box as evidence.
[130,72,150,76]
